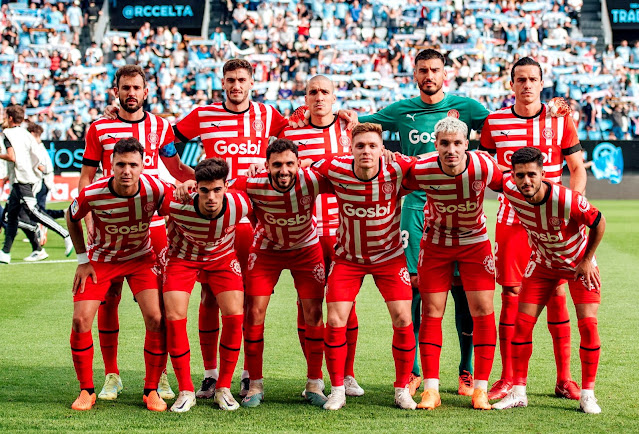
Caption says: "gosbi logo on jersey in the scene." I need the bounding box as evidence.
[472,180,485,193]
[409,130,435,144]
[313,263,326,283]
[578,195,591,212]
[483,255,495,275]
[529,230,563,242]
[184,233,224,248]
[542,128,554,140]
[263,211,312,226]
[105,221,149,235]
[447,109,460,118]
[343,201,392,218]
[433,199,479,214]
[213,139,262,155]
[382,182,395,195]
[253,119,264,132]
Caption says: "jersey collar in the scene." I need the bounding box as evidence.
[194,194,228,220]
[510,105,544,120]
[108,177,141,198]
[436,152,470,177]
[116,111,148,124]
[309,114,338,130]
[528,181,552,206]
[351,159,381,182]
[223,101,251,115]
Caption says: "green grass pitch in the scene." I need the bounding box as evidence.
[1,200,638,432]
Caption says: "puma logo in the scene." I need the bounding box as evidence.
[406,114,416,122]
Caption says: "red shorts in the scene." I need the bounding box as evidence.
[163,254,244,296]
[150,224,168,275]
[326,256,412,303]
[495,222,531,287]
[520,260,601,305]
[417,240,495,293]
[74,254,158,302]
[245,243,325,300]
[319,235,337,267]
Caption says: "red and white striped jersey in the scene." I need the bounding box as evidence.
[281,117,351,237]
[174,101,288,178]
[405,152,503,246]
[83,112,175,178]
[480,105,581,226]
[231,168,331,250]
[502,175,601,271]
[311,155,415,264]
[160,188,252,262]
[69,174,167,262]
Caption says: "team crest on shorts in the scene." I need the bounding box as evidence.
[230,259,242,276]
[247,253,257,271]
[253,119,264,132]
[144,203,156,212]
[313,263,326,283]
[542,128,554,139]
[147,132,159,146]
[399,267,410,285]
[301,195,312,206]
[578,195,590,212]
[483,256,495,275]
[339,136,351,148]
[447,109,460,119]
[549,216,563,228]
[472,180,485,192]
[382,182,395,195]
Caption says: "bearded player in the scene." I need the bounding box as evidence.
[80,65,194,401]
[493,147,604,414]
[160,158,250,412]
[479,57,587,401]
[67,138,169,412]
[312,123,417,411]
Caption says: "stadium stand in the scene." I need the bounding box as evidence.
[0,0,636,141]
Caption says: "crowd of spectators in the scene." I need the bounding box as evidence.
[1,0,638,141]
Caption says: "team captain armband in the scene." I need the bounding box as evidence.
[588,211,602,229]
[159,142,178,158]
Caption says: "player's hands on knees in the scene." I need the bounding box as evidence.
[337,109,359,130]
[175,180,196,203]
[103,104,119,120]
[247,162,266,176]
[575,259,601,292]
[73,264,97,295]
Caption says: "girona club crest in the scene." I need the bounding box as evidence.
[339,136,351,148]
[300,195,312,206]
[483,255,495,275]
[147,132,159,146]
[313,263,326,283]
[472,180,485,192]
[382,182,395,195]
[578,195,591,212]
[542,128,554,139]
[247,253,257,271]
[230,259,242,276]
[447,109,460,119]
[399,267,411,285]
[549,216,562,227]
[144,202,156,212]
[253,119,264,132]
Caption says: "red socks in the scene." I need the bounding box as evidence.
[244,323,265,381]
[324,325,347,387]
[498,294,518,381]
[98,295,121,375]
[144,330,167,390]
[296,301,307,360]
[71,330,94,389]
[578,317,600,390]
[547,292,572,382]
[166,318,193,392]
[419,316,443,380]
[472,313,497,382]
[511,312,537,386]
[199,301,220,371]
[345,305,358,378]
[392,324,416,387]
[218,315,243,389]
[305,325,324,380]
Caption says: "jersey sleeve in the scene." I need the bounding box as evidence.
[269,107,289,137]
[469,99,490,133]
[158,184,175,216]
[570,191,600,227]
[158,119,177,158]
[310,157,332,178]
[478,119,496,153]
[561,116,582,155]
[400,157,422,190]
[68,189,90,222]
[228,176,248,192]
[359,104,400,132]
[486,155,504,191]
[173,107,201,143]
[82,123,102,167]
[235,191,253,217]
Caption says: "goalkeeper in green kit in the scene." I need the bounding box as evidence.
[360,49,489,397]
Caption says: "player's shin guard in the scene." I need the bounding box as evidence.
[547,292,572,382]
[199,302,219,371]
[218,315,243,389]
[98,295,121,375]
[498,294,518,381]
[297,301,307,360]
[243,323,265,381]
[345,304,358,378]
[392,324,416,387]
[472,313,496,382]
[167,318,193,392]
[144,330,167,390]
[71,330,94,389]
[511,312,538,386]
[578,317,600,390]
[305,325,324,380]
[419,316,443,380]
[324,325,347,387]
[451,285,474,374]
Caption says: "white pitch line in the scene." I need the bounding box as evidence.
[7,259,77,265]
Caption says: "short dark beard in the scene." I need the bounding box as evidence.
[119,97,143,114]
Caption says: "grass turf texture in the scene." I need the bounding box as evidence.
[0,200,637,432]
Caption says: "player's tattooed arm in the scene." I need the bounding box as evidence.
[575,212,606,291]
[66,212,97,294]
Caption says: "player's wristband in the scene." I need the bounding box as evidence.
[77,253,89,265]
